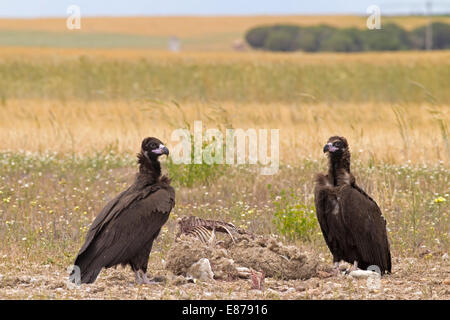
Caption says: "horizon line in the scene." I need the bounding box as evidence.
[1,12,449,19]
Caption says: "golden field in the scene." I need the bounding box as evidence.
[1,99,448,164]
[1,46,450,63]
[0,48,448,165]
[2,15,450,36]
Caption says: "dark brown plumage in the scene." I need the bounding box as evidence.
[69,137,175,284]
[314,136,391,274]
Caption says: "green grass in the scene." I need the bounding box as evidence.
[271,187,318,241]
[0,55,449,104]
[0,30,240,50]
[0,30,168,48]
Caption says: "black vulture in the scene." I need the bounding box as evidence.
[69,137,175,284]
[314,136,391,274]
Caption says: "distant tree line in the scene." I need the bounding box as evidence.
[245,22,450,52]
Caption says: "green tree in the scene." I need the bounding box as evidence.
[245,26,271,48]
[363,23,412,51]
[264,29,296,51]
[411,22,450,50]
[320,28,364,52]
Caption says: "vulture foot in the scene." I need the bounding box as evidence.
[332,262,341,276]
[135,270,159,285]
[344,261,359,275]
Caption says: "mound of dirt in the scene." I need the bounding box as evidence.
[165,233,330,280]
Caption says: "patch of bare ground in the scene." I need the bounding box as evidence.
[0,253,448,300]
[166,233,330,281]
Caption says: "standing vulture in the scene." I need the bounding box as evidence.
[314,136,391,274]
[69,137,175,284]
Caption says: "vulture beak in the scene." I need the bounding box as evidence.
[323,143,338,153]
[152,144,169,156]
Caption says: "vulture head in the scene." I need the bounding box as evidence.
[141,137,169,160]
[323,136,349,161]
[138,137,169,169]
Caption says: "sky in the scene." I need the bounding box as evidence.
[1,0,449,18]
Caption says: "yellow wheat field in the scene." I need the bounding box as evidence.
[1,49,448,165]
[1,16,449,36]
[1,46,450,64]
[1,99,448,164]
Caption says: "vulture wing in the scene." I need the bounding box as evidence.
[339,184,391,273]
[73,186,175,283]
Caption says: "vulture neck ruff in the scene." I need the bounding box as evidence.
[328,150,351,186]
[137,152,162,183]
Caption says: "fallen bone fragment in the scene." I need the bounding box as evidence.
[186,258,214,282]
[235,266,251,279]
[176,216,249,245]
[348,270,380,279]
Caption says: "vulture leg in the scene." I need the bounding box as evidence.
[135,270,143,284]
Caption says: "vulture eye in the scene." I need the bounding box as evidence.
[334,141,342,148]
